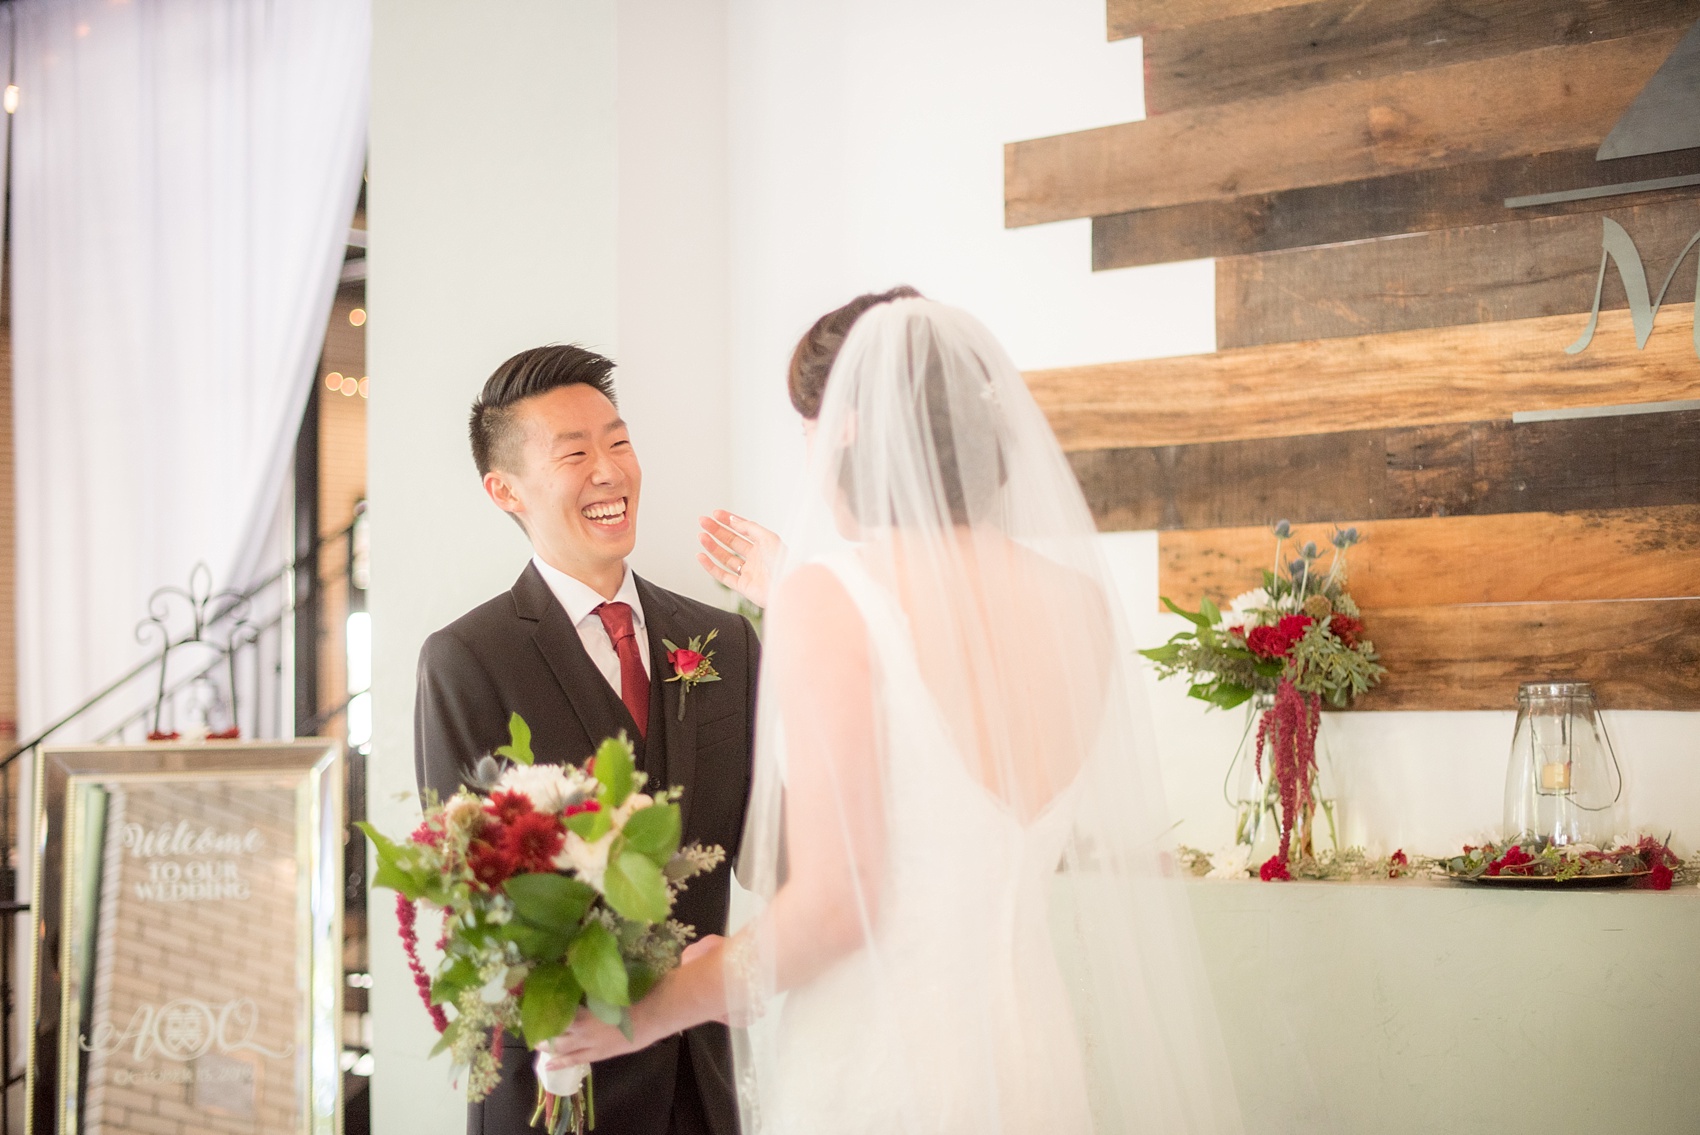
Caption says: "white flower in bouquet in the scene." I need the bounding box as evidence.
[1222,588,1275,632]
[496,763,583,814]
[613,791,653,825]
[554,830,613,890]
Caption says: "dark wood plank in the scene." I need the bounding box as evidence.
[1355,597,1700,711]
[1145,0,1700,114]
[1158,507,1700,610]
[1005,30,1680,226]
[1031,305,1700,451]
[1092,148,1700,270]
[1216,195,1700,348]
[1107,0,1315,39]
[1070,410,1700,531]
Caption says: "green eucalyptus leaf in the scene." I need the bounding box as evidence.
[431,956,480,1006]
[497,918,572,963]
[429,1017,463,1058]
[620,803,681,864]
[594,736,637,807]
[565,808,613,842]
[585,996,624,1027]
[1210,683,1255,710]
[506,873,598,932]
[603,851,670,924]
[495,711,535,766]
[1199,596,1221,624]
[568,922,630,1007]
[520,962,583,1047]
[1160,596,1209,627]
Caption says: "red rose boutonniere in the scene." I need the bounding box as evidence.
[663,628,721,720]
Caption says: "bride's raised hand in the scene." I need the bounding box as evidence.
[698,511,783,608]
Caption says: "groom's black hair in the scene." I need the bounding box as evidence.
[469,344,618,476]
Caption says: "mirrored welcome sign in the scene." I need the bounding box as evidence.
[29,742,343,1134]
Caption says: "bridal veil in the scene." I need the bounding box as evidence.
[726,298,1243,1134]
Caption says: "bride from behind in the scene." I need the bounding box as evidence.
[548,295,1243,1135]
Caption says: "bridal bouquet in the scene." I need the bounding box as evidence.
[1141,522,1386,876]
[360,715,724,1134]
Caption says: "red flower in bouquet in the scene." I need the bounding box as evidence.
[498,810,566,873]
[467,838,521,888]
[1247,614,1313,660]
[486,789,535,826]
[1648,863,1674,890]
[1259,855,1291,882]
[1329,614,1364,648]
[1387,849,1409,878]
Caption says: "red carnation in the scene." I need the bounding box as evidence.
[467,838,520,889]
[498,810,566,873]
[1329,615,1364,647]
[1248,614,1313,660]
[1487,845,1533,876]
[485,790,534,825]
[670,648,706,678]
[1259,855,1291,882]
[1648,863,1674,891]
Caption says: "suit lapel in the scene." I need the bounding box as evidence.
[513,563,639,762]
[637,576,697,830]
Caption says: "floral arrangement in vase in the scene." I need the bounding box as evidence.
[1141,521,1386,880]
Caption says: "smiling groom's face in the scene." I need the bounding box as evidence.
[483,383,642,594]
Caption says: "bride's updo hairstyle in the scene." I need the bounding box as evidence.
[787,285,922,420]
[810,295,1009,529]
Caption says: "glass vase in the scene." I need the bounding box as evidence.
[1227,693,1338,864]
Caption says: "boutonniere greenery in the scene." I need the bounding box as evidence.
[663,628,721,720]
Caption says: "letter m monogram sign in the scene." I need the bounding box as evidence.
[1568,216,1700,359]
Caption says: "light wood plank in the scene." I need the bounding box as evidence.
[1354,597,1700,711]
[1216,197,1700,349]
[1157,508,1700,611]
[1107,0,1315,39]
[1092,148,1700,270]
[1144,0,1699,113]
[1030,306,1700,452]
[1005,30,1681,226]
[1069,408,1700,531]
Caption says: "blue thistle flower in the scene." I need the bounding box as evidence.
[1273,519,1292,539]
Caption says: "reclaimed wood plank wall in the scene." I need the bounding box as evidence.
[1010,0,1700,710]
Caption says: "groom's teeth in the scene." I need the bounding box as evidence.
[582,500,627,525]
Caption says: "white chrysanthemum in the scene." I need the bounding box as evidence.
[1221,588,1275,632]
[554,831,612,890]
[1206,845,1251,879]
[496,764,581,814]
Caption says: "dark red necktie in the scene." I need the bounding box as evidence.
[594,602,649,738]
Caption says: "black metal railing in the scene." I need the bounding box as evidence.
[0,512,369,1133]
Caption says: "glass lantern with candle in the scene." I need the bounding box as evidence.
[1502,681,1623,846]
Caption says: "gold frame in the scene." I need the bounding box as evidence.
[28,741,344,1134]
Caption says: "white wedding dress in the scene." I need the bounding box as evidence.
[766,554,1092,1135]
[728,299,1243,1135]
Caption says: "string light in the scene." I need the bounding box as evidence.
[325,372,344,391]
[339,376,359,397]
[348,308,366,327]
[358,377,370,399]
[3,86,19,115]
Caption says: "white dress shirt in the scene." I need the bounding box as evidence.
[531,556,652,696]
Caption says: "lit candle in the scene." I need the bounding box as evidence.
[1540,762,1571,792]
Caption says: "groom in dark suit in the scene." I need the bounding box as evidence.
[414,345,756,1135]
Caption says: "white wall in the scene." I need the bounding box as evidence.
[720,0,1700,861]
[368,3,730,1131]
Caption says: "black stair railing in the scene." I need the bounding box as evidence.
[0,513,368,1133]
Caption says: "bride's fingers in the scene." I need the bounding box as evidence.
[697,551,739,590]
[699,513,753,558]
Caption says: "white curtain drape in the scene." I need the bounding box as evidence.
[9,0,370,741]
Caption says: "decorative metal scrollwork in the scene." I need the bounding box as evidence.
[135,564,257,739]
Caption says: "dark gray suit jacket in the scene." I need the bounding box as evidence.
[415,562,757,1135]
